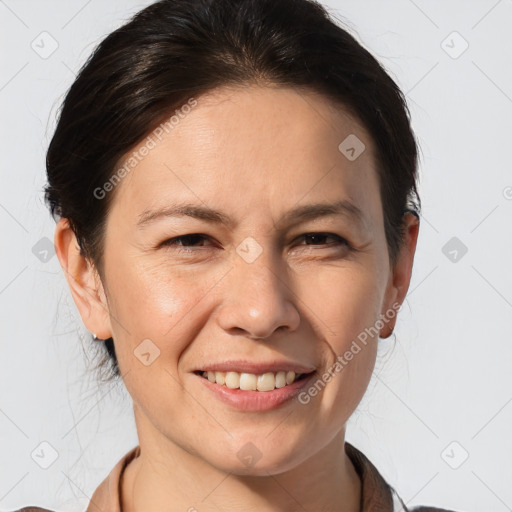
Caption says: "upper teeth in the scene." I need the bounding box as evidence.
[201,370,302,391]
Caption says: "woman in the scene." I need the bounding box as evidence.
[14,0,462,510]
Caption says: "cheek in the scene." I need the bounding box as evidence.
[297,263,383,415]
[103,255,222,368]
[103,261,218,422]
[299,258,385,344]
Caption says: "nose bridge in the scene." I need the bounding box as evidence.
[236,235,281,296]
[216,234,300,339]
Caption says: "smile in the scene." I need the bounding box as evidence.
[193,370,317,412]
[195,370,310,391]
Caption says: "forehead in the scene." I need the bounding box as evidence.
[110,84,381,231]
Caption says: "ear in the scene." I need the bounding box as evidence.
[54,217,113,340]
[380,212,420,338]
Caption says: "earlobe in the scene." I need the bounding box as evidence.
[54,217,113,340]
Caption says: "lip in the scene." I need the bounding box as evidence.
[193,370,317,412]
[193,360,316,374]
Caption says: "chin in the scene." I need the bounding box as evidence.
[202,441,306,477]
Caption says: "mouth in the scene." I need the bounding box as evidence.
[192,368,318,411]
[193,369,313,392]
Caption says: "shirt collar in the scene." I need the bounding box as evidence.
[86,442,408,512]
[345,441,409,512]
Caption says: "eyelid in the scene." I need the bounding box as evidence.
[159,233,213,249]
[159,232,351,250]
[294,232,352,250]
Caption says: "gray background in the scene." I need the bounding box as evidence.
[1,1,511,511]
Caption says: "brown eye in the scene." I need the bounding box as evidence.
[160,233,215,254]
[297,233,349,248]
[162,234,210,247]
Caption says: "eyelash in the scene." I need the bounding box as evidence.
[160,232,351,253]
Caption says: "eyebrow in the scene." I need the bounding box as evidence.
[136,199,366,230]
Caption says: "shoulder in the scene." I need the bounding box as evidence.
[7,507,55,511]
[345,442,465,512]
[410,505,465,511]
[393,486,466,512]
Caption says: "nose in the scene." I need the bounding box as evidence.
[215,245,301,340]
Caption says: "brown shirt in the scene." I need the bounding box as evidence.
[13,442,460,512]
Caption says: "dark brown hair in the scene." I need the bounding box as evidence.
[45,0,421,381]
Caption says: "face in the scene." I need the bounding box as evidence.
[57,84,418,476]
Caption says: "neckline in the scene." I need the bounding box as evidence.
[95,442,398,512]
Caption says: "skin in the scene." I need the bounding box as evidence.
[55,84,419,512]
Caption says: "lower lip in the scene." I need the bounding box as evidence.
[193,372,317,412]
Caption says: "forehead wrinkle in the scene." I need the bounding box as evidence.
[136,199,367,235]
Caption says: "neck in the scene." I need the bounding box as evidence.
[121,410,361,512]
